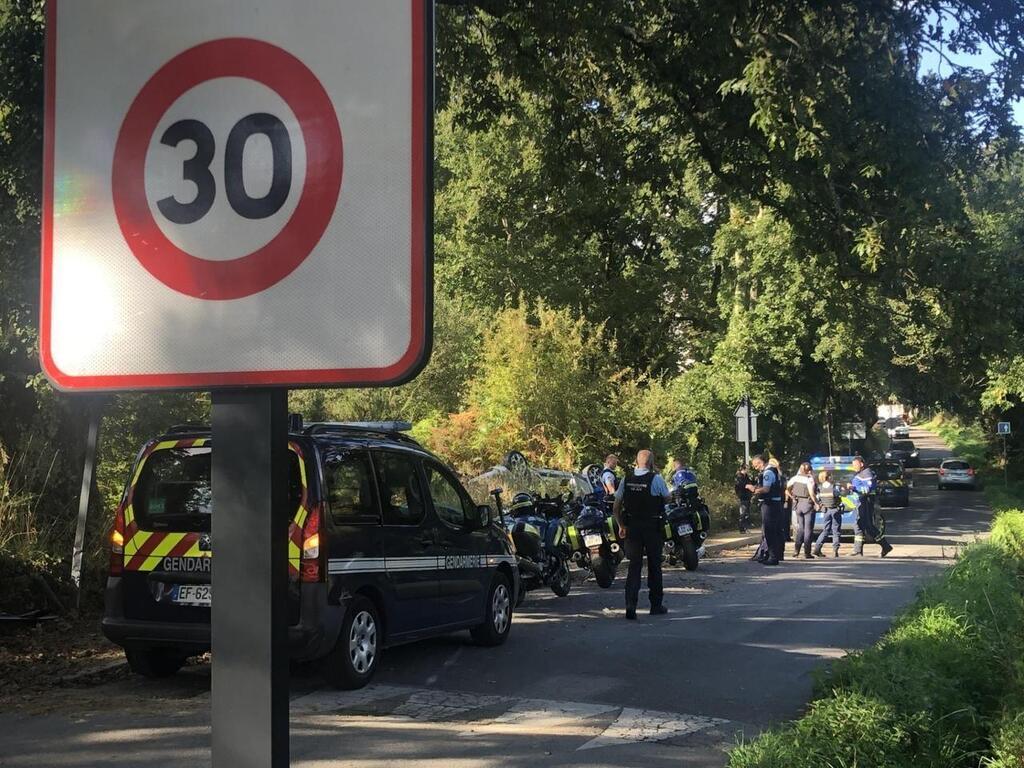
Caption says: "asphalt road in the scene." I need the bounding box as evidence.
[0,428,992,767]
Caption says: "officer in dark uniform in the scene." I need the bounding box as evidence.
[747,453,783,565]
[849,455,894,557]
[734,464,753,533]
[613,449,671,620]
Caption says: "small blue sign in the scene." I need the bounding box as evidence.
[998,422,1012,435]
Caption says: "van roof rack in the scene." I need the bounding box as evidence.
[304,421,419,444]
[166,424,211,434]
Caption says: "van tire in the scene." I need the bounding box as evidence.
[125,647,186,678]
[324,597,380,690]
[471,574,513,647]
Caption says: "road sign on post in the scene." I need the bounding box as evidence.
[735,396,759,464]
[43,4,433,768]
[42,0,432,391]
[998,423,1012,486]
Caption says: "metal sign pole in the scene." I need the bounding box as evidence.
[1004,434,1009,487]
[71,400,103,610]
[745,395,753,464]
[211,389,290,768]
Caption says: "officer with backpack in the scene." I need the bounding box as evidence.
[613,449,671,620]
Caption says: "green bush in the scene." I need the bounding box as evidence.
[987,709,1024,767]
[991,511,1024,562]
[729,692,916,768]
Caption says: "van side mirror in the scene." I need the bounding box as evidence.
[476,504,492,529]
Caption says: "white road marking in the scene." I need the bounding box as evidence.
[577,707,727,751]
[295,683,729,751]
[392,689,511,720]
[461,699,619,737]
[291,685,418,714]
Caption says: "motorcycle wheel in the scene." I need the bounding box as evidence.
[591,553,616,588]
[679,536,699,571]
[550,557,571,597]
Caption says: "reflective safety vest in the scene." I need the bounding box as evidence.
[622,472,664,524]
[759,468,783,502]
[818,481,838,509]
[790,477,813,499]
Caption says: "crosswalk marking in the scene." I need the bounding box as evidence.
[392,689,511,720]
[292,684,728,751]
[578,707,728,750]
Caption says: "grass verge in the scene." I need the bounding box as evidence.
[728,510,1024,768]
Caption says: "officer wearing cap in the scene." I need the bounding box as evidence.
[613,449,671,620]
[849,455,893,557]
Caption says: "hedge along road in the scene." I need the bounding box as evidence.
[0,427,992,768]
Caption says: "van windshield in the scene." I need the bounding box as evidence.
[133,445,302,531]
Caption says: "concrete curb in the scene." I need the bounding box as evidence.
[703,534,761,556]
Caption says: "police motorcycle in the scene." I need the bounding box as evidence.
[497,490,573,602]
[567,493,623,588]
[663,485,710,571]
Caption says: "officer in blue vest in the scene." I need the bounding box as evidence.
[849,455,894,557]
[613,449,671,620]
[671,457,699,496]
[747,453,784,565]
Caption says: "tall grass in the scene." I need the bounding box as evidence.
[0,436,61,558]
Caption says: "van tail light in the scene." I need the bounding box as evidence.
[300,503,324,583]
[110,504,126,576]
[968,468,975,477]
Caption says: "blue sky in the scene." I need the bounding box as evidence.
[918,29,1024,127]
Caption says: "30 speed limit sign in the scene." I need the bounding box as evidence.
[41,1,432,390]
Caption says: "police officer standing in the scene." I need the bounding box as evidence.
[849,455,894,557]
[613,449,671,620]
[747,454,783,565]
[734,464,752,533]
[600,454,620,499]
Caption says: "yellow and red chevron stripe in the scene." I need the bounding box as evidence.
[117,438,310,577]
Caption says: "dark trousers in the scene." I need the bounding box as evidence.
[738,500,751,532]
[793,501,815,555]
[760,501,784,562]
[815,508,842,551]
[624,521,665,609]
[853,497,884,554]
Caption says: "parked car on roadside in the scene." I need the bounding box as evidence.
[102,420,518,689]
[938,458,978,491]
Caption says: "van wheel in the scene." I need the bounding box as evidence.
[471,574,513,646]
[125,647,186,678]
[325,597,380,690]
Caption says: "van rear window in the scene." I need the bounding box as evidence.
[133,446,302,530]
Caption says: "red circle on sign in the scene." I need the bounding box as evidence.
[112,38,343,300]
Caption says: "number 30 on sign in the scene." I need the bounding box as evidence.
[41,1,432,391]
